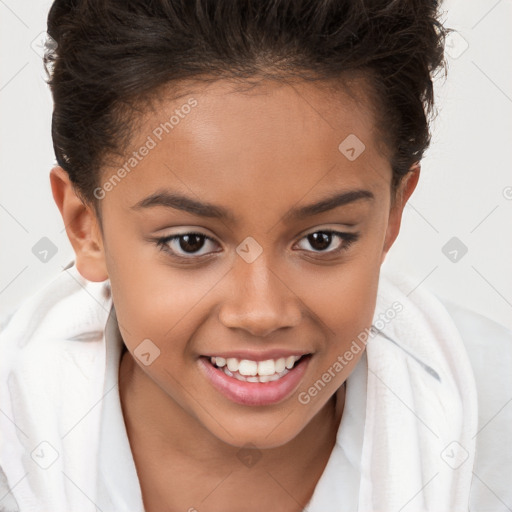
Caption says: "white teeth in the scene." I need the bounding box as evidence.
[238,359,258,376]
[226,358,239,372]
[275,357,286,373]
[220,365,290,383]
[209,354,304,381]
[285,356,296,369]
[258,359,276,376]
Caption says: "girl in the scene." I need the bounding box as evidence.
[1,1,511,511]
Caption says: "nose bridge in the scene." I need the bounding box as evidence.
[218,249,301,337]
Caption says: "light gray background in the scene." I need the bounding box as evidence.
[1,0,511,329]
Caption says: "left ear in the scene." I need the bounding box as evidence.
[380,164,421,264]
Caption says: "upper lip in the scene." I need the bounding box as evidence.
[201,349,312,361]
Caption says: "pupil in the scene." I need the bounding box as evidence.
[180,234,204,253]
[308,232,331,251]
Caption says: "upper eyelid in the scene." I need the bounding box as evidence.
[159,228,354,242]
[159,225,358,241]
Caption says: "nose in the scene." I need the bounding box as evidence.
[218,254,302,338]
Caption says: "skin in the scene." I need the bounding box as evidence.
[50,77,419,511]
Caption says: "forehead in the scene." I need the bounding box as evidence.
[101,78,392,216]
[147,76,379,158]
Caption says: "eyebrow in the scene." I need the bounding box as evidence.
[131,188,374,223]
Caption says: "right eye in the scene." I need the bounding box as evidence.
[155,232,221,260]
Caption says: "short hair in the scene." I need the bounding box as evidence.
[44,0,448,210]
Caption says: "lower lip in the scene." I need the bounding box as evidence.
[198,355,311,406]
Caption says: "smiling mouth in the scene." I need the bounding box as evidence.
[208,354,309,383]
[198,349,313,406]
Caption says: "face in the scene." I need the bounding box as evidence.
[54,78,418,449]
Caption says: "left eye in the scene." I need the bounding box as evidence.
[155,229,359,260]
[295,230,359,254]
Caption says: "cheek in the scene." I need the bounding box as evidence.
[295,255,380,410]
[299,246,382,339]
[106,248,229,359]
[101,215,209,348]
[107,269,197,352]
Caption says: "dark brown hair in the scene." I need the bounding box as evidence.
[44,0,448,212]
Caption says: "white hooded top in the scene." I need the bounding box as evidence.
[0,262,511,512]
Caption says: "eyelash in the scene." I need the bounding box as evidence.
[154,229,360,262]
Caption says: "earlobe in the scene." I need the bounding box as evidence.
[380,164,421,264]
[49,166,109,282]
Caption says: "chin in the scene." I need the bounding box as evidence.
[204,414,307,451]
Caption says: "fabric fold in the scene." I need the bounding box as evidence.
[0,264,112,512]
[358,269,478,512]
